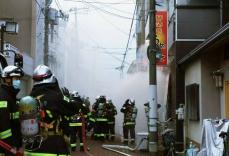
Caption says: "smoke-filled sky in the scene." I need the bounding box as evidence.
[51,0,137,98]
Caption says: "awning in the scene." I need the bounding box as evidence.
[178,23,229,65]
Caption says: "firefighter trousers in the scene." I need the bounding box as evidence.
[107,123,115,140]
[123,125,135,144]
[94,119,107,140]
[69,124,85,151]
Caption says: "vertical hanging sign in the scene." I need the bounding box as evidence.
[156,11,168,65]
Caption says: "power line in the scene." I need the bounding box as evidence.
[64,0,136,5]
[34,0,46,25]
[34,0,43,12]
[92,46,136,50]
[120,2,136,73]
[96,2,133,15]
[55,0,63,11]
[65,0,143,21]
[79,25,130,65]
[95,11,129,35]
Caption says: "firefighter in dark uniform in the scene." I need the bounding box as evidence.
[84,97,90,109]
[106,99,117,140]
[67,91,89,151]
[25,65,75,156]
[92,95,108,141]
[121,99,138,145]
[87,97,97,139]
[0,65,23,155]
[59,87,71,139]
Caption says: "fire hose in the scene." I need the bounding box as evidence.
[102,137,147,156]
[81,115,94,156]
[0,140,23,156]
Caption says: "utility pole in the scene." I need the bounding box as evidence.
[147,0,157,155]
[44,0,50,65]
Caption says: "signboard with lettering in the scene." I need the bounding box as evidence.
[156,11,168,65]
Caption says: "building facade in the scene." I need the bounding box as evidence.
[179,22,229,146]
[135,0,228,149]
[0,0,45,96]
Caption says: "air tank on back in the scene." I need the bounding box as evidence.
[18,96,39,137]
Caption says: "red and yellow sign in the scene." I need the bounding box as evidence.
[156,11,168,65]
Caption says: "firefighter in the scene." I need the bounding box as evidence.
[25,65,75,156]
[84,97,90,109]
[87,97,97,139]
[68,91,89,151]
[0,65,23,155]
[106,99,117,141]
[59,87,71,138]
[121,99,138,145]
[92,95,108,141]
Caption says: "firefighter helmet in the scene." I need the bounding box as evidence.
[106,98,112,103]
[1,65,24,78]
[71,91,79,98]
[129,99,135,105]
[33,65,56,85]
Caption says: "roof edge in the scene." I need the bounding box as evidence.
[178,23,229,65]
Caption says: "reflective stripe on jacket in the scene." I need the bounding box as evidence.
[0,129,12,139]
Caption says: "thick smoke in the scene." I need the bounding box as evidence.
[51,2,170,140]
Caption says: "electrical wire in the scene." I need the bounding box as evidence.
[37,7,42,24]
[64,0,156,6]
[120,2,136,72]
[95,11,129,35]
[65,0,142,21]
[34,0,43,12]
[33,0,46,25]
[96,2,133,15]
[92,46,136,50]
[79,25,130,65]
[55,0,63,11]
[64,0,136,5]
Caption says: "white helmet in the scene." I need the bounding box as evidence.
[33,65,56,85]
[71,91,79,98]
[2,65,24,78]
[106,98,112,103]
[95,95,100,100]
[128,99,135,105]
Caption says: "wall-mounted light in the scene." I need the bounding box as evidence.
[211,70,224,88]
[5,21,19,34]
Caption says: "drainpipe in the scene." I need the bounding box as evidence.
[147,0,158,155]
[0,25,5,54]
[220,0,223,26]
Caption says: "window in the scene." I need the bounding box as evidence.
[186,83,200,121]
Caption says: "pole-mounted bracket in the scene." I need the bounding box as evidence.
[147,44,162,63]
[147,45,157,63]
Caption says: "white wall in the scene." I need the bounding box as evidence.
[185,58,202,144]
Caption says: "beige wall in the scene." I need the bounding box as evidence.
[184,50,224,144]
[0,0,44,95]
[0,0,32,56]
[185,58,202,144]
[201,51,221,119]
[221,58,229,117]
